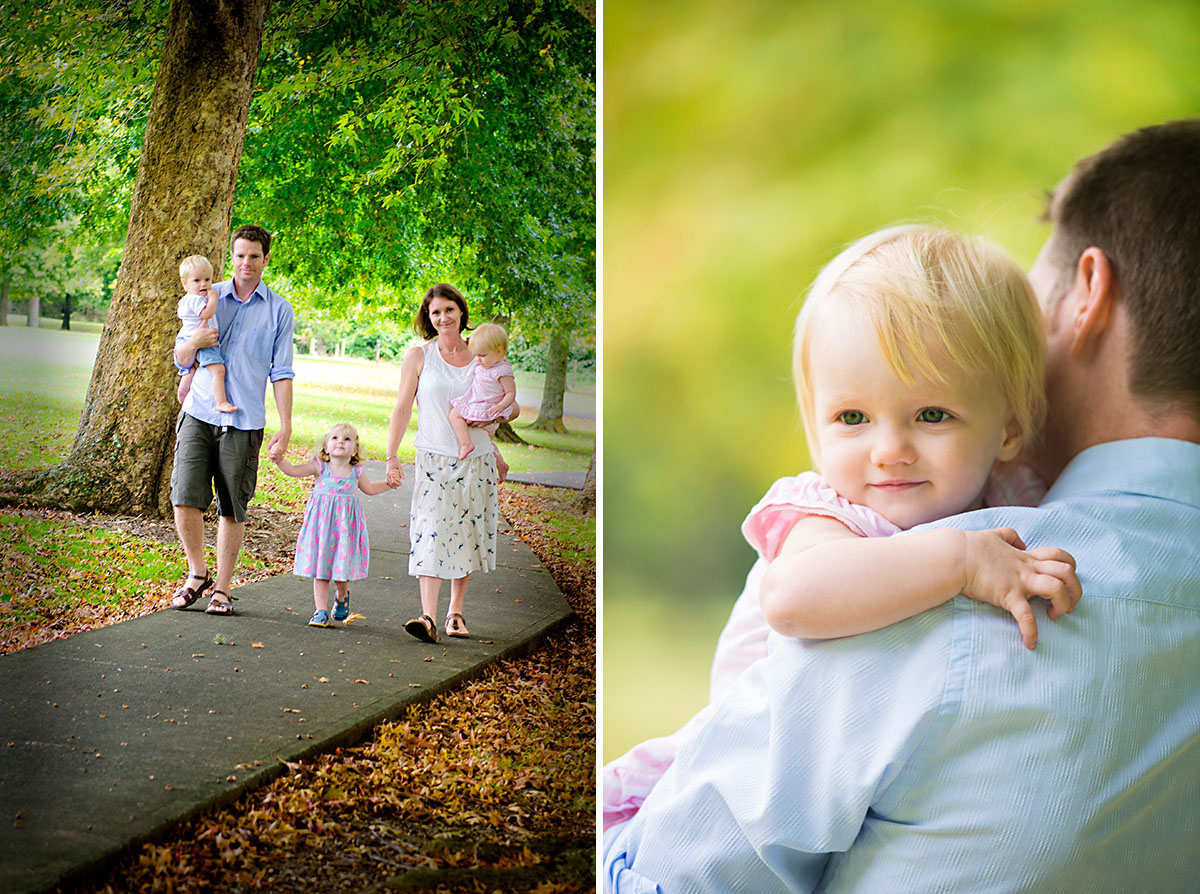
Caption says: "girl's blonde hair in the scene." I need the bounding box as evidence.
[179,254,214,280]
[469,322,508,356]
[316,423,364,465]
[793,225,1045,461]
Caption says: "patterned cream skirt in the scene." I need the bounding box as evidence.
[408,449,498,580]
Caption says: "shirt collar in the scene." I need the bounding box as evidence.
[1045,437,1200,506]
[221,279,267,304]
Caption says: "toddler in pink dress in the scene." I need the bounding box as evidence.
[603,225,1077,832]
[448,322,517,462]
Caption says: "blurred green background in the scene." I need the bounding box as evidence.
[602,0,1200,761]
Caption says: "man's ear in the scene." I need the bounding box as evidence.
[1070,247,1116,356]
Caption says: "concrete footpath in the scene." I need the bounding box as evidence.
[0,462,577,894]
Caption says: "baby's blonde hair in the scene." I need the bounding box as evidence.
[793,225,1045,461]
[317,423,364,465]
[469,322,508,356]
[179,255,214,280]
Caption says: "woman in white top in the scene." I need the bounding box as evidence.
[386,284,519,642]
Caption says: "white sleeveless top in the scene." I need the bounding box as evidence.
[411,340,492,457]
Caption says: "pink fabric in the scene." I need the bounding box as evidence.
[741,471,901,559]
[449,359,514,422]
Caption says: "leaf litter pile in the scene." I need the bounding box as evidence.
[1,483,595,893]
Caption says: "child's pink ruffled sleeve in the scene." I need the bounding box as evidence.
[740,471,899,561]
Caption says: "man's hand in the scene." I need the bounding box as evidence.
[961,527,1082,650]
[190,326,219,350]
[267,426,291,463]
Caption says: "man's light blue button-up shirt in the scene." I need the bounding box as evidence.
[175,278,294,431]
[605,437,1200,893]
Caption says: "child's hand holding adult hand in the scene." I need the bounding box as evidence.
[385,456,404,486]
[961,527,1082,650]
[266,428,290,463]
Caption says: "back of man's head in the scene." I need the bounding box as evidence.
[1046,119,1200,416]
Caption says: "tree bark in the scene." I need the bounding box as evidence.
[60,292,71,330]
[531,329,569,433]
[0,279,8,325]
[29,0,271,516]
[572,447,595,515]
[493,420,527,444]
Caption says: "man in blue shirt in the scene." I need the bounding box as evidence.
[606,121,1200,892]
[169,224,295,616]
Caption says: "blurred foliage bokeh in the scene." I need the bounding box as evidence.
[602,0,1200,761]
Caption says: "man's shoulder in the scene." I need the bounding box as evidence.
[924,503,1045,530]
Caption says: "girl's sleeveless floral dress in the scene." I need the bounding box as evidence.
[293,462,370,581]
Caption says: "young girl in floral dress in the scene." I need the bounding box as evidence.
[273,423,397,627]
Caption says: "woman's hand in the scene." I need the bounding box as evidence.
[386,455,405,486]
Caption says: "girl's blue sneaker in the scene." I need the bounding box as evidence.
[308,609,332,628]
[333,592,350,622]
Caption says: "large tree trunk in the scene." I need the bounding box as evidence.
[531,329,569,433]
[0,279,8,325]
[34,0,271,516]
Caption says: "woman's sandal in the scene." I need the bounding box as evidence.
[170,571,213,609]
[404,614,438,643]
[332,591,351,622]
[445,612,470,638]
[204,590,237,616]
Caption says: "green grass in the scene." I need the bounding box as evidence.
[0,514,260,624]
[0,328,595,486]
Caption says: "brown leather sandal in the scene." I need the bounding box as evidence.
[204,590,237,616]
[170,572,213,609]
[445,612,470,638]
[404,614,438,643]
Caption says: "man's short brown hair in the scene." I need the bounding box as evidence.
[231,224,272,257]
[1044,119,1200,412]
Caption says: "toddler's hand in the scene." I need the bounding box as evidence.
[961,527,1082,650]
[385,459,404,487]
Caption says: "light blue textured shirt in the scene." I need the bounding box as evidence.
[175,278,294,431]
[606,438,1200,893]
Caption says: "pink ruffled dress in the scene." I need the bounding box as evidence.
[449,359,515,422]
[602,463,1046,831]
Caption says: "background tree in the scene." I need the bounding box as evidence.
[2,0,271,513]
[1,0,595,516]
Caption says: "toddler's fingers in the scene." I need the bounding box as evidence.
[1028,546,1076,570]
[993,527,1026,550]
[1008,598,1038,650]
[1038,560,1083,613]
[1034,571,1077,620]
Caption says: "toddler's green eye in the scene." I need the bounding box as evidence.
[839,411,865,425]
[919,408,949,423]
